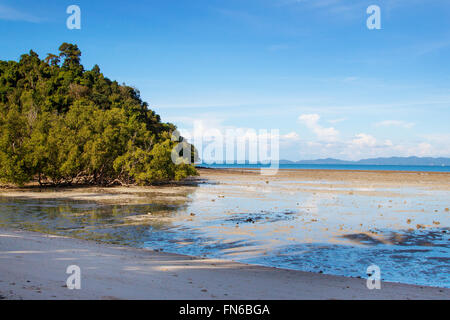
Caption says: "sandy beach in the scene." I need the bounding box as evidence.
[0,227,449,300]
[0,168,449,299]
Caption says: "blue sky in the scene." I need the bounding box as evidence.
[1,0,450,160]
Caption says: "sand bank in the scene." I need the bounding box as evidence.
[198,168,450,190]
[0,168,449,204]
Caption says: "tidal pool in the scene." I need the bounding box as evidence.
[0,178,449,288]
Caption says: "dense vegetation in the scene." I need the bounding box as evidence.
[0,43,197,186]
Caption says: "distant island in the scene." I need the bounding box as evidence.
[280,157,450,166]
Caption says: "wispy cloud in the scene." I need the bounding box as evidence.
[274,0,366,18]
[413,39,450,57]
[327,118,346,124]
[267,44,290,52]
[0,4,42,23]
[213,7,262,28]
[375,120,415,129]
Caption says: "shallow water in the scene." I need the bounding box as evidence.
[0,180,449,288]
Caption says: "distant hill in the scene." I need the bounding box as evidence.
[280,157,450,166]
[0,43,197,186]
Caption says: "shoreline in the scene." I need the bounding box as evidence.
[197,166,450,174]
[0,168,449,298]
[0,227,449,300]
[197,166,450,175]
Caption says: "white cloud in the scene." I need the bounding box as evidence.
[282,131,300,140]
[416,143,433,156]
[390,142,435,157]
[298,113,339,142]
[351,133,377,148]
[173,114,450,161]
[175,118,303,163]
[293,112,447,160]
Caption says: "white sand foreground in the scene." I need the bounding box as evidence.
[0,228,448,300]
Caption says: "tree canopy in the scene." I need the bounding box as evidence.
[0,43,197,186]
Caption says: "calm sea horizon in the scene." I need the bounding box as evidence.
[199,163,450,172]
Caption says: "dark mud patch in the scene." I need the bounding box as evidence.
[226,210,299,224]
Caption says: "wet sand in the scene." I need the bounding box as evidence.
[1,168,449,202]
[0,227,449,300]
[198,168,450,191]
[0,168,449,299]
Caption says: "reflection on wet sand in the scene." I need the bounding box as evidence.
[0,168,449,288]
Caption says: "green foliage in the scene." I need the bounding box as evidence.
[0,43,197,186]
